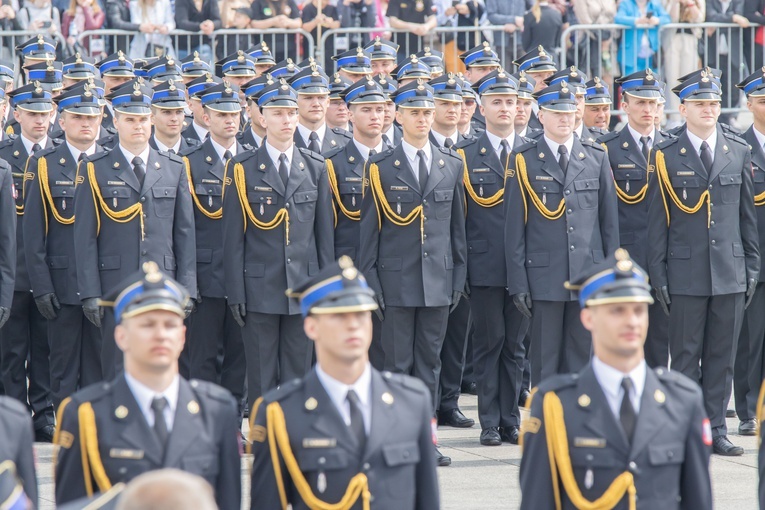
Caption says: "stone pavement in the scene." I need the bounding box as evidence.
[34,393,759,509]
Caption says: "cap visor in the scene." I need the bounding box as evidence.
[15,103,53,113]
[204,103,243,113]
[114,105,152,115]
[61,105,101,116]
[308,294,379,315]
[540,103,577,112]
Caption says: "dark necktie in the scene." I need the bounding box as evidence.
[620,377,637,443]
[31,143,41,155]
[639,136,651,162]
[151,396,169,450]
[347,389,366,452]
[78,153,85,162]
[558,144,569,172]
[309,131,321,153]
[368,148,376,161]
[278,153,289,187]
[382,134,392,150]
[417,149,428,192]
[500,139,511,169]
[443,137,454,149]
[168,148,176,155]
[223,150,232,163]
[132,156,146,188]
[700,141,713,173]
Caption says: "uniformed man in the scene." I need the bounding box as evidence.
[0,81,58,442]
[455,70,529,445]
[180,52,212,84]
[180,81,247,419]
[94,52,136,133]
[74,79,197,381]
[250,256,440,510]
[358,81,467,466]
[519,248,713,510]
[144,57,183,86]
[513,46,558,131]
[217,50,258,89]
[290,66,352,154]
[455,75,480,139]
[374,73,402,148]
[415,47,445,78]
[149,80,197,154]
[238,74,272,149]
[15,34,57,73]
[0,139,13,334]
[54,262,241,508]
[6,61,65,138]
[647,70,759,456]
[0,460,34,509]
[583,77,611,131]
[246,41,277,77]
[458,42,501,132]
[0,396,37,506]
[504,80,619,383]
[599,70,670,369]
[331,48,373,84]
[23,82,104,409]
[392,56,432,88]
[62,54,98,88]
[543,66,604,145]
[733,69,765,437]
[182,73,222,144]
[222,79,334,406]
[513,71,537,138]
[428,73,467,149]
[364,37,399,77]
[326,74,352,133]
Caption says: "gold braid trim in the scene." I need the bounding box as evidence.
[516,153,565,221]
[266,401,371,510]
[79,403,112,496]
[459,148,504,208]
[368,163,424,243]
[755,189,765,207]
[234,162,290,244]
[184,156,223,219]
[87,162,145,239]
[655,150,710,228]
[543,392,637,510]
[52,397,73,469]
[246,396,264,455]
[756,379,765,446]
[38,157,75,233]
[614,147,652,205]
[5,125,12,136]
[326,159,360,221]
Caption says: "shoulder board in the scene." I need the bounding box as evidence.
[332,127,352,138]
[242,143,253,151]
[515,139,538,153]
[527,130,544,140]
[0,137,14,149]
[71,380,113,404]
[597,130,620,144]
[232,149,256,164]
[667,125,685,136]
[723,132,747,146]
[36,146,57,158]
[438,145,462,160]
[658,129,674,139]
[185,137,201,147]
[262,378,303,403]
[96,135,116,146]
[381,371,429,394]
[0,396,29,417]
[160,151,184,164]
[654,136,679,150]
[580,138,605,152]
[298,146,326,163]
[535,373,579,393]
[454,136,477,150]
[179,143,203,158]
[720,122,742,137]
[589,126,608,136]
[52,138,63,146]
[324,146,343,160]
[84,151,110,163]
[189,379,235,403]
[653,366,700,392]
[369,148,393,164]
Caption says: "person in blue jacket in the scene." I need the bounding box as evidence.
[614,0,670,76]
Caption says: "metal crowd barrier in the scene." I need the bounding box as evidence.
[0,30,54,85]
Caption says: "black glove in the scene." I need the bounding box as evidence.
[184,298,196,318]
[655,286,671,316]
[374,294,385,322]
[746,278,758,309]
[83,297,103,328]
[35,292,60,320]
[0,307,9,329]
[230,303,246,327]
[450,290,463,313]
[513,293,532,319]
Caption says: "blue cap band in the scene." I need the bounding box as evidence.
[579,268,648,307]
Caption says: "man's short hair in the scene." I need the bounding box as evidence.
[115,469,217,510]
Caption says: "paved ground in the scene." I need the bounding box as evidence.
[34,392,759,509]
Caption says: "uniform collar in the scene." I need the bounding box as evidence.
[626,123,655,149]
[543,134,574,162]
[485,129,516,155]
[265,141,295,169]
[153,135,181,154]
[402,139,431,169]
[124,371,180,426]
[21,134,48,155]
[297,122,327,147]
[685,128,718,157]
[352,138,383,162]
[431,129,458,149]
[315,362,372,423]
[753,125,765,150]
[66,141,96,162]
[592,356,647,414]
[210,136,237,162]
[192,120,209,140]
[119,143,151,167]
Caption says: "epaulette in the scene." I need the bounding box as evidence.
[35,146,57,158]
[580,138,605,152]
[0,396,29,417]
[242,143,253,151]
[157,150,183,164]
[369,148,393,164]
[0,137,14,149]
[232,149,255,164]
[589,126,608,137]
[83,150,110,163]
[454,136,477,150]
[515,139,538,152]
[261,378,303,403]
[653,366,700,393]
[185,137,201,147]
[324,146,343,160]
[298,146,326,164]
[597,130,620,145]
[96,134,116,146]
[720,122,742,137]
[179,142,203,158]
[658,129,674,139]
[437,145,463,160]
[189,379,235,403]
[71,380,113,405]
[723,131,747,146]
[534,373,579,394]
[381,371,429,394]
[52,138,63,146]
[527,129,544,140]
[332,127,352,139]
[654,136,679,150]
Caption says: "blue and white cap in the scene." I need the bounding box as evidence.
[373,74,397,101]
[55,81,101,115]
[63,53,97,81]
[96,51,135,77]
[513,46,557,73]
[187,73,223,99]
[459,41,500,69]
[473,69,518,97]
[256,79,298,109]
[672,70,722,102]
[533,80,577,112]
[289,66,330,95]
[180,51,212,79]
[247,41,277,66]
[333,48,372,75]
[393,56,431,82]
[152,79,187,109]
[415,47,445,75]
[429,73,463,102]
[200,81,242,112]
[16,35,57,62]
[390,80,435,109]
[546,66,588,94]
[615,69,663,99]
[8,81,53,112]
[0,60,13,85]
[513,71,535,99]
[267,58,301,79]
[217,50,258,77]
[106,79,153,115]
[146,57,183,83]
[566,248,653,308]
[737,67,765,97]
[243,73,275,99]
[27,61,64,92]
[584,77,611,104]
[363,37,398,61]
[341,78,386,105]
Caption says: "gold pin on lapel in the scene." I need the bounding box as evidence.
[394,160,400,166]
[480,147,486,154]
[260,163,266,170]
[723,145,728,151]
[114,162,120,168]
[578,394,591,407]
[622,142,628,148]
[115,406,128,419]
[654,389,666,403]
[205,156,212,162]
[13,150,19,157]
[330,140,337,146]
[59,158,66,164]
[187,401,200,414]
[349,156,355,162]
[680,147,687,154]
[154,162,160,169]
[305,397,318,410]
[539,153,545,158]
[299,162,304,169]
[439,159,444,166]
[579,152,584,159]
[382,392,394,405]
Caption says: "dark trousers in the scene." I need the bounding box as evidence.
[669,293,744,437]
[241,312,311,408]
[521,332,531,390]
[645,296,670,368]
[369,312,385,371]
[186,297,246,403]
[382,305,449,412]
[0,290,54,428]
[462,333,475,386]
[49,304,102,409]
[471,287,529,429]
[438,298,471,412]
[530,300,590,384]
[734,283,765,420]
[100,309,120,381]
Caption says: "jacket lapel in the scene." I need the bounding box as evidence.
[422,143,446,198]
[304,371,359,456]
[202,140,226,182]
[578,366,631,457]
[563,138,588,189]
[676,131,705,180]
[285,147,308,201]
[259,145,286,197]
[140,149,163,197]
[476,132,505,178]
[745,127,765,170]
[538,138,565,185]
[343,142,364,177]
[293,130,307,150]
[619,128,647,167]
[708,127,731,184]
[362,371,395,461]
[163,379,203,467]
[629,369,668,457]
[112,150,141,193]
[112,376,163,465]
[393,145,421,195]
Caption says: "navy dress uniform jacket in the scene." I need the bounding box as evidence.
[222,145,335,315]
[294,125,353,154]
[73,147,197,301]
[358,142,468,307]
[325,141,366,262]
[0,161,15,309]
[520,365,713,509]
[0,396,37,506]
[504,136,620,300]
[647,127,760,296]
[54,375,241,509]
[250,369,440,510]
[744,126,765,279]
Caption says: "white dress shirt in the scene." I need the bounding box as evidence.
[66,141,96,163]
[210,137,237,162]
[124,372,180,431]
[627,124,655,153]
[431,129,458,149]
[382,126,396,146]
[265,142,294,177]
[592,356,647,419]
[153,135,181,154]
[21,134,48,155]
[543,135,575,163]
[685,129,718,161]
[315,363,372,435]
[352,138,384,162]
[486,130,516,160]
[191,121,209,141]
[119,144,152,170]
[297,122,327,149]
[402,140,432,184]
[251,128,263,148]
[754,126,765,151]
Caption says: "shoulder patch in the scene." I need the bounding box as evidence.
[52,138,63,146]
[332,127,351,138]
[0,138,14,149]
[96,135,116,146]
[299,147,326,163]
[261,378,304,403]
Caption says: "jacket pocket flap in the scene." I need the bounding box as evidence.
[244,263,265,277]
[104,186,132,198]
[434,189,454,202]
[195,184,222,196]
[670,177,700,188]
[648,442,685,466]
[98,255,120,270]
[733,243,745,257]
[49,186,75,198]
[378,257,402,271]
[338,182,362,194]
[668,246,691,259]
[613,169,644,181]
[385,191,414,203]
[297,449,349,471]
[152,187,177,198]
[720,173,742,185]
[47,255,69,269]
[293,189,319,203]
[525,252,550,267]
[531,181,561,193]
[469,173,497,185]
[574,178,600,191]
[382,441,420,467]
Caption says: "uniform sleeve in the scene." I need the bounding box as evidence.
[358,161,383,297]
[15,410,37,507]
[519,391,557,510]
[172,163,198,297]
[73,159,102,300]
[222,162,246,306]
[646,150,669,289]
[250,402,287,509]
[597,151,620,255]
[22,156,55,298]
[0,167,16,309]
[315,163,335,268]
[415,390,440,510]
[450,168,467,293]
[504,154,530,296]
[739,150,760,283]
[54,401,89,504]
[214,395,242,510]
[680,390,712,509]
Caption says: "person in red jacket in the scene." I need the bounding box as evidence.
[61,0,105,57]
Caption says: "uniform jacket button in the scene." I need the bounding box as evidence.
[140,197,146,202]
[565,190,571,195]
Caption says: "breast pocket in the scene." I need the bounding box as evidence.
[382,441,420,497]
[50,185,75,213]
[574,178,600,209]
[152,187,177,218]
[293,188,319,222]
[384,190,415,216]
[247,191,279,219]
[433,188,454,220]
[195,183,223,210]
[103,186,133,210]
[296,448,350,473]
[720,172,742,204]
[338,182,362,209]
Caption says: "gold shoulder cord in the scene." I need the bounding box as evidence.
[246,396,265,455]
[234,162,290,244]
[516,153,565,221]
[755,171,765,206]
[184,156,223,219]
[368,162,424,243]
[613,149,650,205]
[655,150,710,228]
[543,392,636,510]
[5,125,12,136]
[266,401,371,510]
[326,159,360,221]
[87,162,145,239]
[78,402,112,497]
[756,380,765,445]
[38,157,75,234]
[458,148,504,207]
[52,397,73,468]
